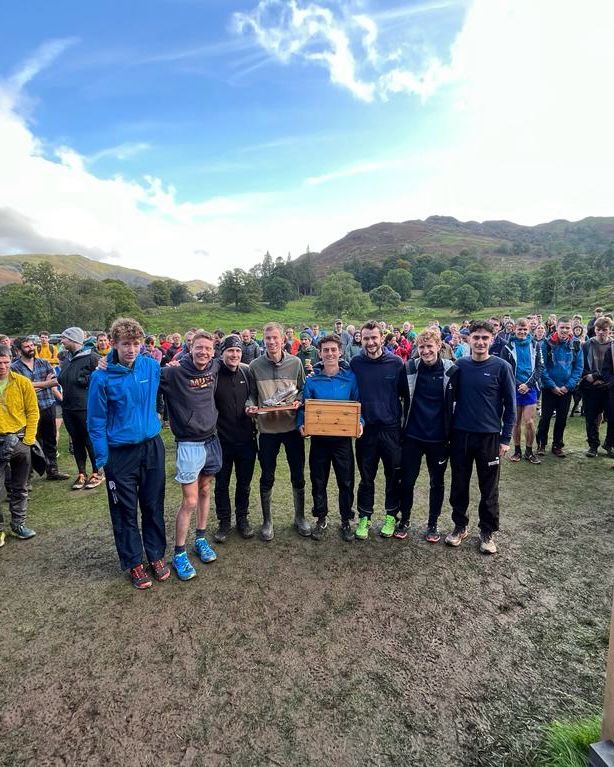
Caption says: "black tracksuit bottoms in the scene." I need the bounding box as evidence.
[214,439,258,525]
[309,435,355,522]
[449,430,500,535]
[399,437,448,526]
[536,389,572,449]
[63,409,98,474]
[104,435,166,571]
[258,430,305,493]
[582,387,614,450]
[355,425,401,519]
[37,405,59,473]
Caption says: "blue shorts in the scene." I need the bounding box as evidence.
[175,435,223,484]
[516,388,538,407]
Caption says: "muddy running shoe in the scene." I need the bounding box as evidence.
[214,524,231,543]
[340,522,355,542]
[130,564,153,590]
[380,514,397,538]
[425,525,441,544]
[173,551,196,581]
[393,522,409,540]
[10,524,36,540]
[150,558,170,582]
[479,532,497,555]
[536,444,546,456]
[551,447,567,458]
[585,447,598,458]
[46,470,70,481]
[509,449,522,462]
[236,519,255,539]
[355,517,371,540]
[445,526,469,547]
[194,536,217,563]
[604,446,614,458]
[71,473,87,490]
[0,530,5,548]
[311,517,328,541]
[84,471,105,489]
[524,451,541,465]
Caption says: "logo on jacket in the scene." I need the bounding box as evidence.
[190,375,214,389]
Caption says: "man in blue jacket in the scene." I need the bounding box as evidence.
[350,320,407,540]
[88,318,169,590]
[536,317,584,457]
[297,334,363,542]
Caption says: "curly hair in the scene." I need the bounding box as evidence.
[109,318,145,343]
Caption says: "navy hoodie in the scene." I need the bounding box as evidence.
[159,356,221,441]
[350,350,406,428]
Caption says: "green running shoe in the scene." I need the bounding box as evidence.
[355,517,371,540]
[380,514,397,538]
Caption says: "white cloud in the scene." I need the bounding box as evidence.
[87,142,151,164]
[233,0,456,101]
[304,160,387,186]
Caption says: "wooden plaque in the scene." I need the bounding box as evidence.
[303,399,361,438]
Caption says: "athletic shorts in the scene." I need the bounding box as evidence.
[175,435,223,484]
[516,388,538,407]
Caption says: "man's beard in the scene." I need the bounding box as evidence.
[24,350,36,359]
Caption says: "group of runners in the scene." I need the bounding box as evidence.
[0,306,612,589]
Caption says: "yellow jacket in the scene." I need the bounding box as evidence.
[0,371,40,445]
[37,342,59,365]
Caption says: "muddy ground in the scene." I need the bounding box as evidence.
[1,417,612,766]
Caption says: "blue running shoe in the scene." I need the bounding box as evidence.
[172,551,196,580]
[194,536,217,563]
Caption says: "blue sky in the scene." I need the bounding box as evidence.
[0,0,612,281]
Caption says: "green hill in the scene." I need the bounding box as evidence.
[0,253,212,293]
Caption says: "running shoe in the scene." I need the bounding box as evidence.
[311,517,328,541]
[130,564,153,589]
[479,532,497,555]
[380,514,397,538]
[393,522,409,540]
[150,558,170,582]
[84,471,105,489]
[355,517,371,540]
[173,551,196,580]
[194,536,217,563]
[445,526,469,547]
[9,524,36,540]
[71,473,86,490]
[340,522,355,542]
[425,525,441,544]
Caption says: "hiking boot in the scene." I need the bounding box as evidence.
[380,514,397,538]
[340,521,355,542]
[445,526,469,547]
[84,471,105,489]
[603,447,614,458]
[0,530,5,548]
[585,447,598,458]
[393,522,409,540]
[172,551,196,581]
[130,564,153,590]
[71,473,87,490]
[355,517,371,540]
[9,524,36,540]
[425,525,441,544]
[479,532,497,555]
[551,447,567,458]
[150,558,170,582]
[214,523,231,543]
[525,451,541,465]
[236,518,255,539]
[311,517,328,541]
[194,536,217,563]
[509,449,522,462]
[46,470,70,481]
[536,444,546,456]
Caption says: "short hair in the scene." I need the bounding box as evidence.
[416,329,442,346]
[263,321,284,336]
[192,330,214,344]
[96,331,108,340]
[145,335,156,345]
[595,307,604,312]
[361,320,382,335]
[285,326,294,333]
[13,336,29,350]
[469,320,495,335]
[109,318,145,343]
[595,317,612,330]
[515,318,529,328]
[557,316,571,325]
[317,334,342,350]
[489,316,501,324]
[39,330,49,337]
[0,344,11,359]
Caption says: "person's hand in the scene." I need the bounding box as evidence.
[245,405,259,416]
[97,357,108,371]
[357,423,364,438]
[290,399,300,410]
[168,359,180,367]
[559,386,568,394]
[585,374,595,384]
[299,425,305,437]
[499,443,510,457]
[552,386,562,395]
[518,383,528,394]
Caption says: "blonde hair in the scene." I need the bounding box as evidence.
[109,318,144,343]
[416,329,442,346]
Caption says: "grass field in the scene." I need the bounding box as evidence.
[142,294,598,336]
[1,415,612,766]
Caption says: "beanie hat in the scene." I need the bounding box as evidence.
[220,334,242,353]
[60,327,85,344]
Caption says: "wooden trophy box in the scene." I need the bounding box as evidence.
[303,399,361,438]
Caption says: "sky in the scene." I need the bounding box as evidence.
[0,0,613,282]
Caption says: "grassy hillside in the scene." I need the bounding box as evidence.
[0,253,212,292]
[143,293,599,334]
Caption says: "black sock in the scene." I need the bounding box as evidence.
[195,528,206,539]
[174,545,186,555]
[514,445,521,453]
[525,446,534,455]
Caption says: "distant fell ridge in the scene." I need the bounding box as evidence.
[300,215,614,276]
[0,253,212,293]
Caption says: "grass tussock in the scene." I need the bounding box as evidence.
[538,715,601,767]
